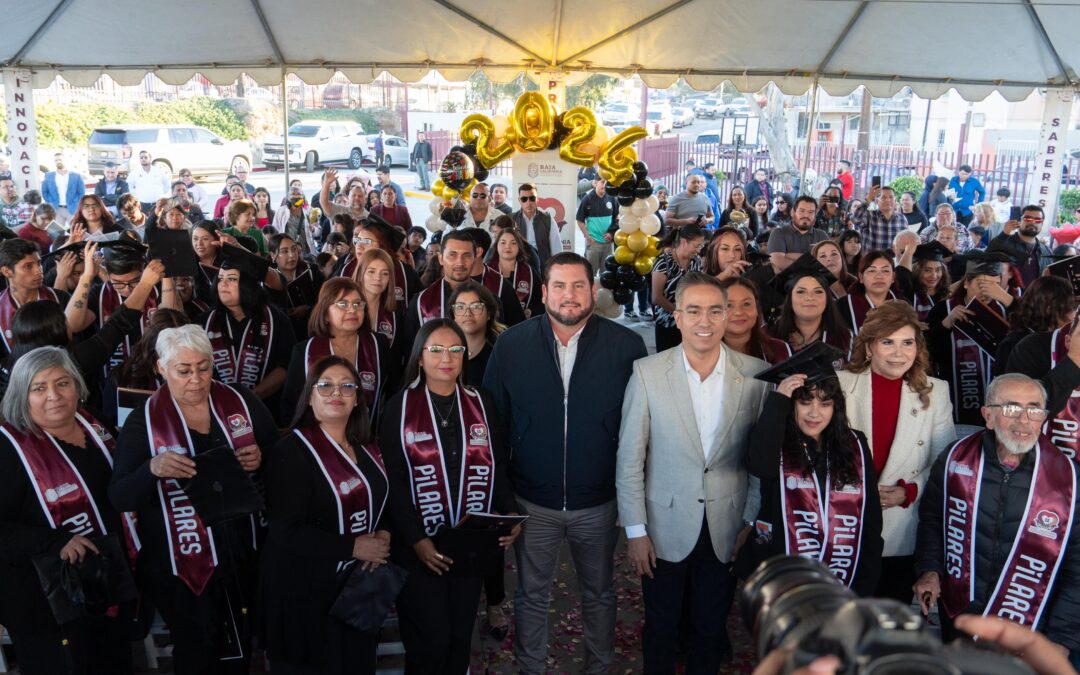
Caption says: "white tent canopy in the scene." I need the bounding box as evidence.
[3,0,1079,101]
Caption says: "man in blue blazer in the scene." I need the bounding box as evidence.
[40,153,85,224]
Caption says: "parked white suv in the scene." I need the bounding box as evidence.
[602,102,640,126]
[262,121,367,172]
[88,125,252,179]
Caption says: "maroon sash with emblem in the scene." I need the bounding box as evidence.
[100,282,157,373]
[489,261,534,310]
[398,384,495,536]
[416,281,447,324]
[1044,327,1080,459]
[941,431,1076,626]
[145,381,256,595]
[0,286,58,352]
[375,304,396,345]
[913,291,935,322]
[474,266,503,297]
[780,431,868,587]
[303,333,382,414]
[946,298,1001,427]
[204,307,273,390]
[844,290,895,336]
[293,426,386,539]
[3,410,140,561]
[393,259,409,304]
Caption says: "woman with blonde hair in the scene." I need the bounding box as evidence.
[837,300,955,605]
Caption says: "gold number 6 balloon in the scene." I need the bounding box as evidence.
[598,127,648,187]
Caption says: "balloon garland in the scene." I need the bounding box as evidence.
[425,93,660,298]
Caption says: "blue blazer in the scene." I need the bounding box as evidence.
[41,171,86,210]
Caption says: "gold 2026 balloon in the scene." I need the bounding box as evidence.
[509,92,557,153]
[598,126,648,187]
[558,107,599,167]
[460,114,513,169]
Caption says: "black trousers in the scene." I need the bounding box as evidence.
[654,323,683,353]
[483,549,506,606]
[396,565,483,674]
[875,555,916,605]
[269,624,377,675]
[641,519,735,675]
[8,615,132,675]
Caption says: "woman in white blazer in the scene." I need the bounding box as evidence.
[837,300,956,604]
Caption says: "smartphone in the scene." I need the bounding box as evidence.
[1009,206,1022,221]
[871,176,882,188]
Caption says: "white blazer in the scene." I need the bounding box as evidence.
[837,369,956,556]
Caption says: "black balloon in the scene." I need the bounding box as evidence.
[612,287,634,304]
[449,145,466,154]
[619,177,638,196]
[603,255,620,272]
[439,151,476,191]
[617,193,635,207]
[628,274,646,291]
[633,160,649,180]
[599,270,618,290]
[635,178,653,199]
[615,264,636,284]
[462,143,477,156]
[474,167,489,183]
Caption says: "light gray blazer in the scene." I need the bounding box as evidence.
[616,345,770,563]
[837,369,956,556]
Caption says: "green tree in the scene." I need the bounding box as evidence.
[567,75,619,110]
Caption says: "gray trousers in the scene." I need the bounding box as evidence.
[514,497,619,675]
[584,240,611,275]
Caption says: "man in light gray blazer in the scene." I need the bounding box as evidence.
[616,272,770,674]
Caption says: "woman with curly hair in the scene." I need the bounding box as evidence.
[837,300,956,604]
[702,226,749,281]
[992,275,1076,376]
[744,360,883,596]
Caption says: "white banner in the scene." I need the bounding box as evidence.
[3,68,40,193]
[1028,88,1076,221]
[511,149,579,255]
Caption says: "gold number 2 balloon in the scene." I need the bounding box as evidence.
[460,114,514,169]
[558,107,599,167]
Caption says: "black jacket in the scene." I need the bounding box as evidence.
[482,313,647,510]
[744,392,883,596]
[915,432,1080,651]
[1004,330,1080,416]
[94,177,130,209]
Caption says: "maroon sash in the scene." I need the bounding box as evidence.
[913,291,935,323]
[340,255,357,279]
[0,286,58,352]
[947,298,998,427]
[1043,328,1079,459]
[941,431,1076,626]
[145,381,256,595]
[474,266,503,297]
[489,261,534,310]
[376,304,396,345]
[204,307,273,390]
[100,282,157,373]
[416,281,447,324]
[398,383,495,536]
[844,290,895,335]
[393,259,409,304]
[3,410,140,559]
[303,333,382,413]
[293,426,386,538]
[780,431,868,587]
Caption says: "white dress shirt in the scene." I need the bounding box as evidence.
[128,165,171,202]
[54,172,70,207]
[625,347,727,539]
[555,323,587,393]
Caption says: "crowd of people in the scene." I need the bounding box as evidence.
[1,144,1079,675]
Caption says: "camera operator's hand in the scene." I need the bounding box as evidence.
[913,571,941,615]
[627,535,657,579]
[954,614,1077,675]
[753,647,841,675]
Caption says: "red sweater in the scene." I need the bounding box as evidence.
[17,223,53,254]
[870,370,918,506]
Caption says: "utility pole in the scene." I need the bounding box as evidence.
[857,86,872,151]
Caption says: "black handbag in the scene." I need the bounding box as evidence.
[181,446,265,526]
[328,561,408,632]
[32,534,137,624]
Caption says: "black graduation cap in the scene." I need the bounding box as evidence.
[986,235,1031,267]
[218,242,272,281]
[146,228,199,278]
[100,234,148,268]
[181,447,265,526]
[41,241,84,262]
[772,252,837,294]
[754,340,844,386]
[361,213,406,251]
[32,534,137,624]
[965,250,1011,276]
[913,241,952,263]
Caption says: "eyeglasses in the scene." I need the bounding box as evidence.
[986,404,1048,421]
[332,300,364,312]
[353,237,374,246]
[425,345,466,356]
[276,247,300,257]
[675,308,727,322]
[452,301,487,314]
[519,195,537,202]
[313,382,359,397]
[471,193,488,199]
[109,278,140,291]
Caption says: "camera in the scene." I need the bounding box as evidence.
[740,556,1034,674]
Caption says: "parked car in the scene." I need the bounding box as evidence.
[262,121,367,172]
[719,100,753,116]
[88,125,252,179]
[364,135,410,167]
[695,98,726,119]
[646,108,674,135]
[602,102,640,126]
[672,107,695,128]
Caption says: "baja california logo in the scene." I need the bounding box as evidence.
[785,475,815,490]
[228,414,251,438]
[339,477,362,495]
[44,483,79,503]
[1029,510,1061,539]
[949,462,974,477]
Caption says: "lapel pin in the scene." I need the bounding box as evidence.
[911,408,918,417]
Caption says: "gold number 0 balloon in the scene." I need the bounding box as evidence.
[510,92,556,153]
[598,126,648,187]
[460,114,513,169]
[558,107,599,167]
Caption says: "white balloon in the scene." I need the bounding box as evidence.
[646,195,660,212]
[595,288,622,318]
[630,200,650,217]
[619,213,642,233]
[429,198,443,215]
[640,213,662,236]
[427,217,447,233]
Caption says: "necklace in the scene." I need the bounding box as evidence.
[434,396,456,428]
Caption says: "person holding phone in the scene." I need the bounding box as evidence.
[988,204,1053,287]
[850,182,908,254]
[663,174,715,231]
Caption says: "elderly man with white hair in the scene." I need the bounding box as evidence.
[110,324,279,674]
[914,373,1080,669]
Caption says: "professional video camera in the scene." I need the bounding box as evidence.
[740,556,1034,674]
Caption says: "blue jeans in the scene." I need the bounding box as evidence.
[624,274,652,313]
[416,162,430,190]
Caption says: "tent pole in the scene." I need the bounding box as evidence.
[798,76,820,197]
[281,70,291,190]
